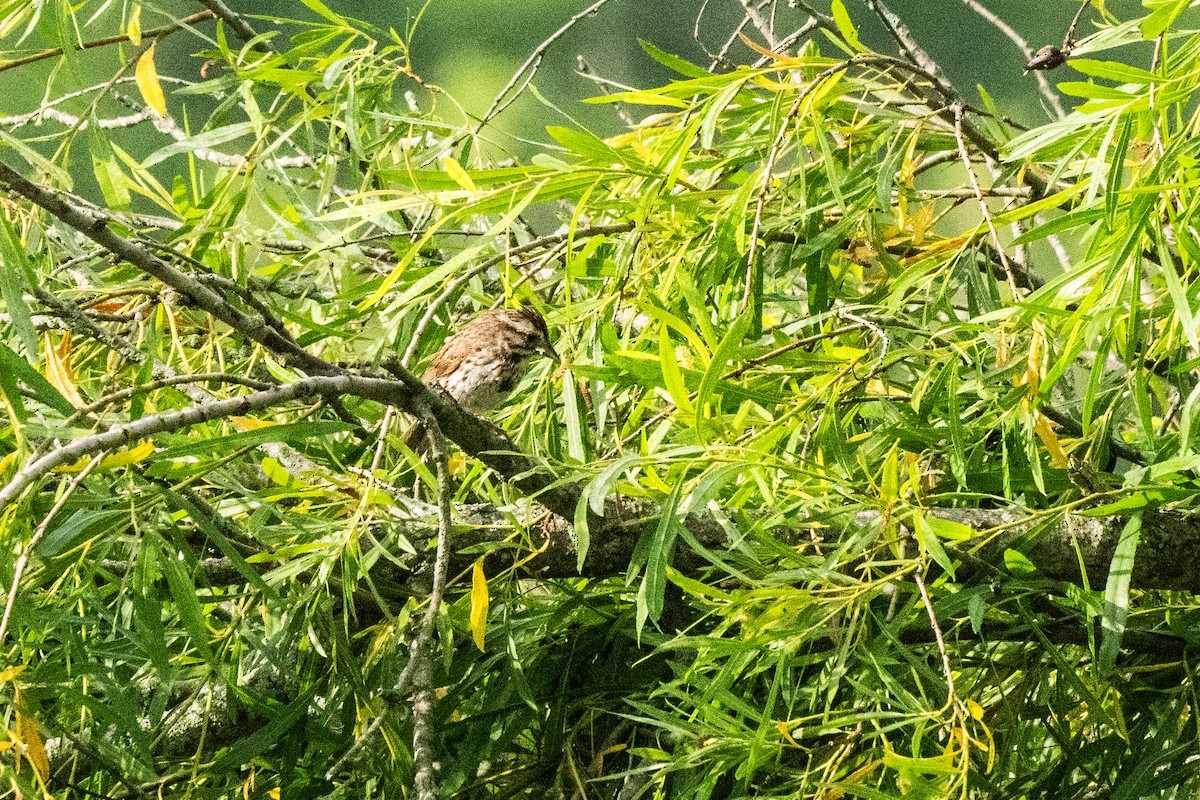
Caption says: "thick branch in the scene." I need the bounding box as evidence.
[380,503,1200,596]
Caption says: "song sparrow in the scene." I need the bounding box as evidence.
[405,304,557,448]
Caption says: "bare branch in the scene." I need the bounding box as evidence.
[0,10,213,73]
[408,398,452,798]
[196,0,270,53]
[474,0,617,133]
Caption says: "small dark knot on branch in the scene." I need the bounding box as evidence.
[1025,45,1068,74]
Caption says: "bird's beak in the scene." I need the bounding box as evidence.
[541,341,559,362]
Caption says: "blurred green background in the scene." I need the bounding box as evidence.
[391,0,1142,152]
[0,0,1150,175]
[238,0,1144,154]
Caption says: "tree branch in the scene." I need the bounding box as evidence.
[0,10,213,73]
[0,160,340,377]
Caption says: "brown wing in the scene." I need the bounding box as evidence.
[420,310,500,383]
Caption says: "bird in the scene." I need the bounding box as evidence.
[404,304,557,450]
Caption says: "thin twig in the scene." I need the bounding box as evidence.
[951,104,1021,298]
[575,56,635,127]
[0,76,161,127]
[913,567,963,717]
[0,375,410,514]
[0,10,213,73]
[370,406,396,474]
[196,0,270,53]
[753,20,820,68]
[859,0,1049,193]
[474,0,617,133]
[1043,227,1073,272]
[864,0,957,102]
[408,398,453,799]
[325,398,455,785]
[736,0,777,49]
[34,287,152,369]
[1063,0,1093,50]
[62,372,277,424]
[143,107,314,169]
[1149,34,1166,159]
[788,1,839,35]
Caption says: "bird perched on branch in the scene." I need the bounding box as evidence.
[404,304,557,450]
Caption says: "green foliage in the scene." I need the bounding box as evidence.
[0,1,1199,798]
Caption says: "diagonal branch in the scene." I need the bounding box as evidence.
[0,10,213,73]
[0,160,340,377]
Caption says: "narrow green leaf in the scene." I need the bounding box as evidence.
[0,215,38,358]
[561,367,586,462]
[161,549,214,660]
[830,0,864,51]
[574,491,591,573]
[658,326,694,416]
[944,361,967,486]
[154,420,357,459]
[1105,116,1132,229]
[914,511,956,578]
[638,40,712,78]
[0,343,74,415]
[637,481,684,634]
[91,152,132,210]
[1004,548,1038,576]
[693,311,752,436]
[547,125,642,168]
[1069,58,1159,83]
[35,509,128,559]
[699,77,747,150]
[160,488,276,596]
[211,688,315,772]
[1099,512,1142,673]
[1141,0,1189,38]
[587,454,639,516]
[1080,492,1148,516]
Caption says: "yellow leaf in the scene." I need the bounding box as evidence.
[136,44,167,115]
[0,664,26,682]
[268,789,281,800]
[42,333,84,409]
[0,451,15,476]
[127,3,142,46]
[470,557,489,652]
[100,440,156,468]
[53,441,155,473]
[15,687,50,780]
[231,416,276,431]
[1035,413,1069,469]
[737,31,786,61]
[441,156,477,193]
[965,698,984,720]
[776,720,803,748]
